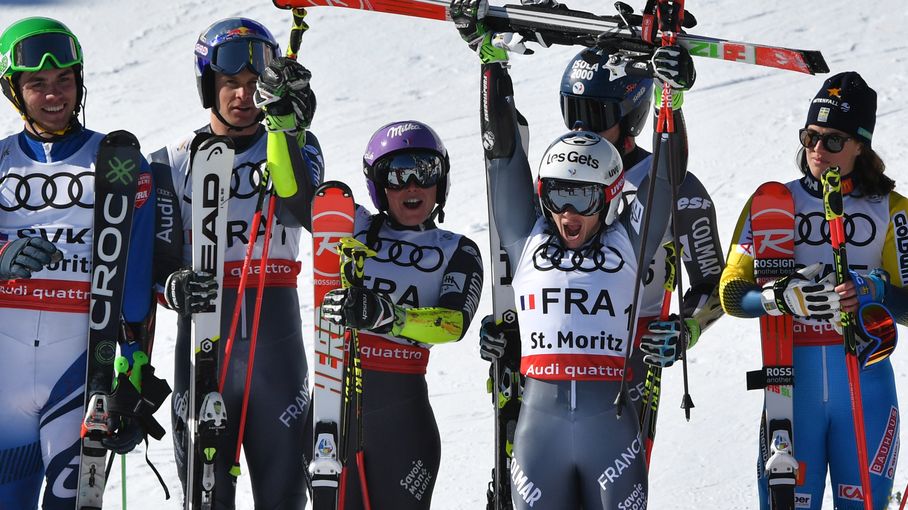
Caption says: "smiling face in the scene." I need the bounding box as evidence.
[385,182,437,227]
[18,67,77,135]
[210,69,260,136]
[803,124,862,179]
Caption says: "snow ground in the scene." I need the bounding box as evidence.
[3,0,907,507]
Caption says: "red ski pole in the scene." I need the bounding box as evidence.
[822,167,873,510]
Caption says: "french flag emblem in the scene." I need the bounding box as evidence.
[520,293,536,311]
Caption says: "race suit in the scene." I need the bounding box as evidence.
[721,173,907,509]
[0,127,155,510]
[338,207,483,510]
[152,125,322,509]
[480,61,686,509]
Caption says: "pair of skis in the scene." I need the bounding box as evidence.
[273,0,828,75]
[309,181,375,510]
[77,131,171,509]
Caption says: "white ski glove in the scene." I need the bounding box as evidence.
[761,262,840,320]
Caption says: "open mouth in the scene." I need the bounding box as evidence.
[403,198,423,210]
[43,104,65,113]
[562,222,582,239]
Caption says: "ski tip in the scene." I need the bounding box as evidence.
[315,180,354,197]
[103,130,140,150]
[803,51,830,75]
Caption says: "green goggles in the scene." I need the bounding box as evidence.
[2,32,81,75]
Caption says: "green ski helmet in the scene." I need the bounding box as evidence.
[0,17,84,120]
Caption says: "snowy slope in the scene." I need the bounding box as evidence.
[3,0,907,508]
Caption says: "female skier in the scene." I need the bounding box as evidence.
[720,71,906,509]
[257,81,484,507]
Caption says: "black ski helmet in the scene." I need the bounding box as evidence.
[560,48,653,138]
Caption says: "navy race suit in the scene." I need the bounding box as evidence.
[0,126,155,510]
[152,125,322,509]
[338,207,484,510]
[479,61,687,509]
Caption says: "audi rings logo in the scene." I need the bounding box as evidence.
[0,171,93,211]
[796,212,876,247]
[532,240,625,273]
[230,161,268,200]
[371,237,443,273]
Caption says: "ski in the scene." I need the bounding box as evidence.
[745,181,799,510]
[484,181,522,510]
[185,134,233,510]
[273,0,828,74]
[77,130,142,510]
[310,181,356,510]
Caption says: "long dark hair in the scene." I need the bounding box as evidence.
[797,144,895,196]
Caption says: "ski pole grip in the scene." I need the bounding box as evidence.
[287,8,309,61]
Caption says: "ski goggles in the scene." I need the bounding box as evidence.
[798,128,851,153]
[849,270,897,368]
[539,178,616,216]
[209,38,276,76]
[374,151,445,190]
[2,32,81,74]
[561,95,626,133]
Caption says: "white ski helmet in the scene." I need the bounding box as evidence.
[536,131,624,226]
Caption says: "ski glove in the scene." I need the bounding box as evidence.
[639,315,700,368]
[651,45,696,90]
[479,314,507,362]
[451,0,490,49]
[255,57,316,132]
[164,269,218,317]
[322,286,400,334]
[761,262,840,321]
[0,237,62,280]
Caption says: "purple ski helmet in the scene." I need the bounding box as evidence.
[362,120,450,215]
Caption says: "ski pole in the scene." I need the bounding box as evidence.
[335,238,375,510]
[640,242,677,467]
[219,181,269,392]
[228,178,277,481]
[821,166,873,510]
[614,0,689,418]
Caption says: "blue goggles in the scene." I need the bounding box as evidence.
[210,38,276,76]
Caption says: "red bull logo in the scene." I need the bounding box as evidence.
[225,27,252,38]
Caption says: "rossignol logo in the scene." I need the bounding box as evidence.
[545,150,599,169]
[763,366,794,385]
[754,258,797,269]
[892,211,908,284]
[386,123,421,138]
[89,194,130,333]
